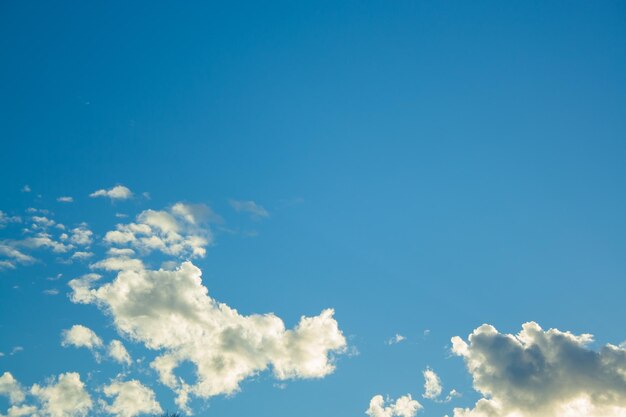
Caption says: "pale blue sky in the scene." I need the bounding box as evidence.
[1,2,626,416]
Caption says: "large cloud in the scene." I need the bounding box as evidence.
[68,261,347,412]
[366,394,422,417]
[451,322,626,417]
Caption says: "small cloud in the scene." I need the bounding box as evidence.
[71,251,94,261]
[43,289,60,296]
[10,346,23,356]
[387,334,407,345]
[115,213,128,218]
[90,185,133,200]
[22,185,31,193]
[423,329,431,337]
[229,199,269,220]
[57,196,74,203]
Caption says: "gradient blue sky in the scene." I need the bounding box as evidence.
[1,1,626,417]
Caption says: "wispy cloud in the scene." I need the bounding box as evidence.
[229,199,269,219]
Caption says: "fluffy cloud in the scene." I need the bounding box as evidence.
[90,186,133,200]
[103,203,212,258]
[101,380,162,417]
[422,368,442,400]
[366,394,423,417]
[107,340,132,365]
[61,325,103,350]
[451,322,626,417]
[30,372,92,417]
[0,372,25,405]
[229,199,269,219]
[69,225,93,246]
[69,261,346,411]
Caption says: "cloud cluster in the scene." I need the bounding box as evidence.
[69,261,347,412]
[451,322,626,417]
[61,325,132,366]
[103,203,212,259]
[366,394,422,417]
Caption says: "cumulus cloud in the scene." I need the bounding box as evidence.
[229,199,269,219]
[107,340,132,365]
[451,322,626,417]
[103,203,212,259]
[61,325,103,350]
[101,380,162,417]
[0,372,25,405]
[69,225,93,246]
[30,372,92,417]
[90,186,133,200]
[69,261,346,412]
[366,394,423,417]
[423,368,442,400]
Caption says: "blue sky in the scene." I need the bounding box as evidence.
[1,2,626,417]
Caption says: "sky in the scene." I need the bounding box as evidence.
[1,1,626,417]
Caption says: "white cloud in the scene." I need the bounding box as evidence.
[229,199,269,219]
[21,185,31,193]
[57,197,74,203]
[70,261,346,411]
[69,225,93,246]
[30,372,92,417]
[71,252,93,261]
[422,368,442,400]
[366,394,423,417]
[0,372,25,405]
[107,340,131,366]
[90,186,133,200]
[103,203,212,259]
[101,380,162,417]
[451,322,626,417]
[61,325,103,350]
[43,289,60,296]
[21,234,73,253]
[387,334,406,345]
[90,256,144,272]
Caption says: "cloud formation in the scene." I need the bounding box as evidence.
[422,368,442,400]
[366,394,422,417]
[451,322,626,417]
[103,203,211,259]
[69,261,346,412]
[61,325,103,351]
[90,186,133,200]
[30,372,92,417]
[101,380,162,417]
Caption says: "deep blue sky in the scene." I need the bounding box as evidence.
[1,1,626,416]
